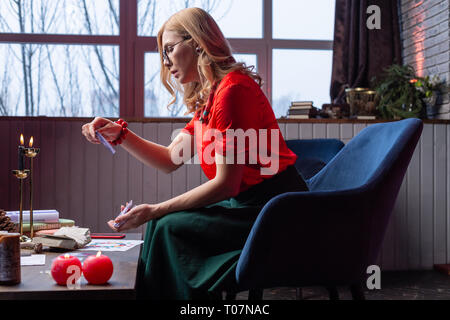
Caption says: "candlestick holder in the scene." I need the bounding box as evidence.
[11,169,30,241]
[24,147,40,239]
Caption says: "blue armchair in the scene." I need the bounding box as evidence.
[234,118,423,300]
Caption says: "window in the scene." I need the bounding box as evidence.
[0,0,334,118]
[144,52,257,117]
[273,0,335,40]
[139,0,263,117]
[0,44,118,117]
[0,0,120,35]
[138,0,262,38]
[0,0,120,117]
[272,49,333,118]
[271,0,335,117]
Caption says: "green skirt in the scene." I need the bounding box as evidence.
[136,165,308,300]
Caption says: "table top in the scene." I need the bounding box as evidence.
[0,233,143,300]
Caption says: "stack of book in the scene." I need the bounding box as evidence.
[6,209,75,236]
[287,101,319,119]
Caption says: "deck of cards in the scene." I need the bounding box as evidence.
[114,200,134,229]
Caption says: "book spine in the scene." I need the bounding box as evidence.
[6,210,59,223]
[288,110,311,115]
[289,106,313,110]
[288,108,319,115]
[20,223,61,232]
[287,115,310,119]
[19,219,75,234]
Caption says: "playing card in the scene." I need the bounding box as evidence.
[114,200,133,228]
[95,131,116,154]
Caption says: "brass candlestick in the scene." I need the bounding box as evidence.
[11,169,30,241]
[24,147,39,239]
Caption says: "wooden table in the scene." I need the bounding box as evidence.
[0,233,143,300]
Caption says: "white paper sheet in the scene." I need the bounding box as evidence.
[77,239,144,252]
[21,254,46,266]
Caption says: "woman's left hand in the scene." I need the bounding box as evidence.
[107,203,163,232]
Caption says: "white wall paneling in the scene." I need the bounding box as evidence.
[1,118,449,271]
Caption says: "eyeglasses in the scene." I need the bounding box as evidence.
[162,37,190,63]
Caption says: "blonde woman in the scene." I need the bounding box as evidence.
[81,7,308,299]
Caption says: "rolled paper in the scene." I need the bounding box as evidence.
[0,232,21,285]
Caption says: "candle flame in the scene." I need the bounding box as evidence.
[29,136,33,147]
[20,134,24,145]
[64,254,70,259]
[96,251,102,257]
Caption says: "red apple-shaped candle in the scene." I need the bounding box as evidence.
[82,251,114,285]
[51,254,82,286]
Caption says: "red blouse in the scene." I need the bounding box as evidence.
[182,70,297,193]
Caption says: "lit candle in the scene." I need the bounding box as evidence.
[50,254,82,286]
[29,136,33,148]
[18,134,24,170]
[82,251,114,285]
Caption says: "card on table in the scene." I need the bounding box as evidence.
[21,254,46,266]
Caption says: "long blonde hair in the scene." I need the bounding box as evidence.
[157,7,262,115]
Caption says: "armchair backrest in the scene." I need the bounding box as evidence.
[307,119,424,192]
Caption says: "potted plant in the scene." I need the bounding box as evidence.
[411,75,445,118]
[371,64,425,119]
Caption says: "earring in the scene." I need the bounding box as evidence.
[196,47,202,54]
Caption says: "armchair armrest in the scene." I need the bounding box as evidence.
[285,139,345,163]
[236,189,372,289]
[285,139,345,180]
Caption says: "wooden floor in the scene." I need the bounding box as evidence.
[235,270,450,300]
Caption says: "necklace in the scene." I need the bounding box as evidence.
[199,81,219,123]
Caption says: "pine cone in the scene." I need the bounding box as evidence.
[0,209,17,232]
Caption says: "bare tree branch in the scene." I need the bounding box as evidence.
[36,45,43,116]
[0,54,11,115]
[46,44,66,116]
[14,0,31,115]
[81,0,118,98]
[81,46,118,114]
[139,0,156,35]
[26,43,35,115]
[65,45,82,116]
[107,0,119,28]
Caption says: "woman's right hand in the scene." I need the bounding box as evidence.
[81,117,122,144]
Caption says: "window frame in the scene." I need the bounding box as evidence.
[0,0,333,118]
